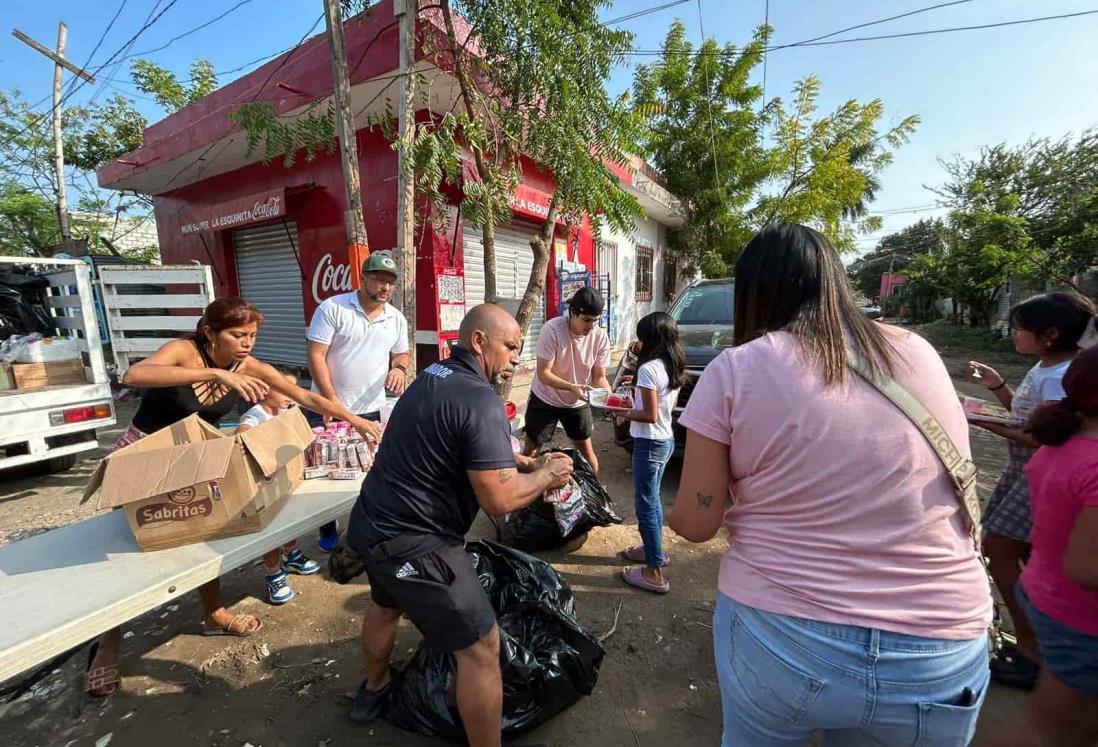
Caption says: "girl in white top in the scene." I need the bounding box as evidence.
[238,371,322,605]
[613,311,686,593]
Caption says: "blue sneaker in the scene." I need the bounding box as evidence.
[282,549,321,575]
[266,570,295,605]
[318,520,340,553]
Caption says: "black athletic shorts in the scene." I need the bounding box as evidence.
[363,534,496,653]
[524,393,593,444]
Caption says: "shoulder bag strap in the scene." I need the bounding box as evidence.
[845,348,983,548]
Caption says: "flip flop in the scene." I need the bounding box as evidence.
[201,613,263,637]
[620,566,670,594]
[618,545,670,566]
[84,642,120,698]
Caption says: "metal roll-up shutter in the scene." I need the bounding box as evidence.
[233,221,308,366]
[463,222,545,362]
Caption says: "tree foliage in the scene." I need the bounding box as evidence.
[847,218,946,301]
[233,0,642,383]
[0,56,221,257]
[896,131,1098,326]
[631,21,770,275]
[131,59,219,113]
[632,22,919,275]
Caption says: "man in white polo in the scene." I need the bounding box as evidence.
[307,251,410,551]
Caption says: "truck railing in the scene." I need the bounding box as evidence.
[98,264,215,375]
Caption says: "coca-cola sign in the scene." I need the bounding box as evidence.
[179,189,286,235]
[311,252,354,304]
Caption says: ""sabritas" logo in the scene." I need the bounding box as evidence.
[137,487,212,527]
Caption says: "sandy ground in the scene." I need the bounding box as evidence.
[0,346,1035,747]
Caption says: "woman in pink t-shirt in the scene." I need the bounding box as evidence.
[988,345,1098,746]
[671,224,992,746]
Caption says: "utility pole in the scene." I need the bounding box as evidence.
[322,0,371,289]
[395,0,417,373]
[13,24,95,245]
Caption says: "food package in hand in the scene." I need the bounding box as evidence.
[605,392,633,409]
[548,480,586,536]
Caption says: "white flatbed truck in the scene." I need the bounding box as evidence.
[0,256,116,474]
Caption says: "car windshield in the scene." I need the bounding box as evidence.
[670,283,733,325]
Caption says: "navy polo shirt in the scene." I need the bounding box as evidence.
[348,345,517,551]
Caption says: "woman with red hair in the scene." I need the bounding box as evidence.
[988,344,1098,746]
[85,297,379,697]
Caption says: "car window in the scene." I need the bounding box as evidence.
[670,283,733,325]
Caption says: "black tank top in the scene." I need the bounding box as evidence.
[131,340,243,433]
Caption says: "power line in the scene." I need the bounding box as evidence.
[120,0,258,62]
[789,0,975,47]
[695,0,723,200]
[64,0,130,98]
[623,8,1098,55]
[606,0,691,25]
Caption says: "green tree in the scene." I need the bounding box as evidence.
[632,24,919,276]
[935,131,1098,287]
[631,20,771,275]
[130,59,219,113]
[754,76,919,255]
[233,0,642,387]
[847,218,946,301]
[0,183,60,256]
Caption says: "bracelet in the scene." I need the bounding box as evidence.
[391,364,407,373]
[988,381,1006,392]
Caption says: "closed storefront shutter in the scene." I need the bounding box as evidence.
[233,221,308,366]
[463,222,545,362]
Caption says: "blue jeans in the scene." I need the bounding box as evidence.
[632,437,673,567]
[713,593,989,746]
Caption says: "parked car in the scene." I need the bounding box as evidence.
[859,305,883,319]
[611,278,734,454]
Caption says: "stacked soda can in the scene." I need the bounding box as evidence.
[304,421,379,480]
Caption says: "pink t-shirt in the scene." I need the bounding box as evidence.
[679,329,993,640]
[1021,436,1098,636]
[530,316,611,409]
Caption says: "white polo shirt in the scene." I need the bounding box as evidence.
[306,291,409,414]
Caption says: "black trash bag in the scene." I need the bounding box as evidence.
[385,540,605,741]
[504,448,622,552]
[328,536,369,584]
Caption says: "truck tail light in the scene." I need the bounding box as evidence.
[49,403,114,426]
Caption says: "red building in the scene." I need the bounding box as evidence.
[98,6,680,368]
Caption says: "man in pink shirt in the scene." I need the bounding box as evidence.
[524,287,611,473]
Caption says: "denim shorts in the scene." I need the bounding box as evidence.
[713,593,989,746]
[1017,583,1098,695]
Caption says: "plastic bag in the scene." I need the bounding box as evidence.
[385,540,605,740]
[2,333,80,363]
[546,480,585,536]
[505,449,622,552]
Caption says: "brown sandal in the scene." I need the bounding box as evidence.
[201,613,263,637]
[85,643,120,698]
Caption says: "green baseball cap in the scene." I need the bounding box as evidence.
[362,252,398,277]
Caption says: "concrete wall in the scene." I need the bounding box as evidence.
[600,216,677,350]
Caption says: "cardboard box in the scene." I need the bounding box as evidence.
[12,359,86,389]
[82,408,315,551]
[0,363,12,391]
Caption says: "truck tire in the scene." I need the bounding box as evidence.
[38,453,78,474]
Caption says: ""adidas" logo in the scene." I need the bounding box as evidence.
[395,562,418,579]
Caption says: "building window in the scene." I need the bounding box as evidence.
[664,254,677,303]
[636,245,653,301]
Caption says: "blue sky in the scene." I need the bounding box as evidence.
[3,0,1097,255]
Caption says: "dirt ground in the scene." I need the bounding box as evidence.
[0,344,1035,747]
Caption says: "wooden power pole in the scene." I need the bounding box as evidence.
[12,24,95,244]
[322,0,371,289]
[395,0,417,373]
